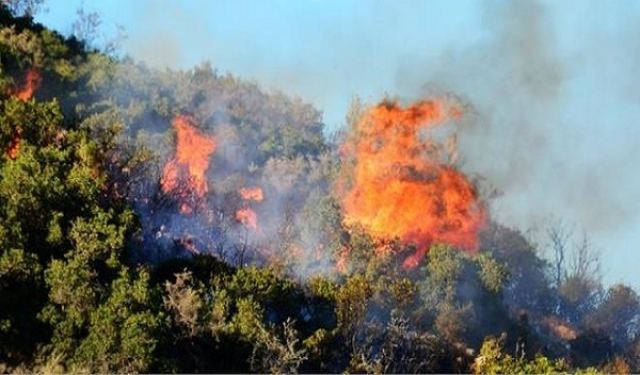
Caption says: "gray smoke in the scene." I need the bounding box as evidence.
[393,0,640,281]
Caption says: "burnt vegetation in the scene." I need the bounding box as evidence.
[0,4,639,374]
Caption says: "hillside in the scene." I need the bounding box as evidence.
[0,5,638,373]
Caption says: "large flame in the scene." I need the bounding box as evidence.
[340,99,486,268]
[161,115,216,213]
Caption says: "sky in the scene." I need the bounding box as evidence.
[35,0,640,287]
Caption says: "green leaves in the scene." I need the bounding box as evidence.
[71,269,160,372]
[68,207,133,266]
[473,337,568,375]
[0,248,41,282]
[477,252,508,294]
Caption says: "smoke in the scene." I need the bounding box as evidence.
[101,60,340,279]
[394,0,640,268]
[98,0,640,285]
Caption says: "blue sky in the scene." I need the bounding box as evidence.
[35,0,640,287]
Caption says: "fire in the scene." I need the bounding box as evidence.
[543,316,577,341]
[6,129,21,160]
[4,69,41,159]
[13,68,41,102]
[339,99,486,268]
[239,187,264,202]
[236,187,263,230]
[236,208,258,230]
[161,115,216,213]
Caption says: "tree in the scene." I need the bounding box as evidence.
[250,318,307,374]
[0,248,45,364]
[336,274,372,349]
[473,337,568,375]
[71,269,161,373]
[585,284,640,349]
[348,313,442,374]
[545,221,601,322]
[3,0,44,17]
[71,7,101,48]
[420,244,509,347]
[546,221,571,289]
[480,223,555,315]
[163,270,205,337]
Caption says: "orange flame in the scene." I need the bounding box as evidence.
[161,115,216,213]
[239,187,264,202]
[236,187,263,230]
[236,208,258,230]
[13,68,41,102]
[5,129,21,160]
[5,69,41,159]
[543,316,577,341]
[340,99,486,268]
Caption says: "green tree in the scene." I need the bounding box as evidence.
[473,337,569,375]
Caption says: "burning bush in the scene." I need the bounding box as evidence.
[339,99,486,268]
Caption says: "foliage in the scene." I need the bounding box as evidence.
[473,337,568,375]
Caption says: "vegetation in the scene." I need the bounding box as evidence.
[1,4,639,373]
